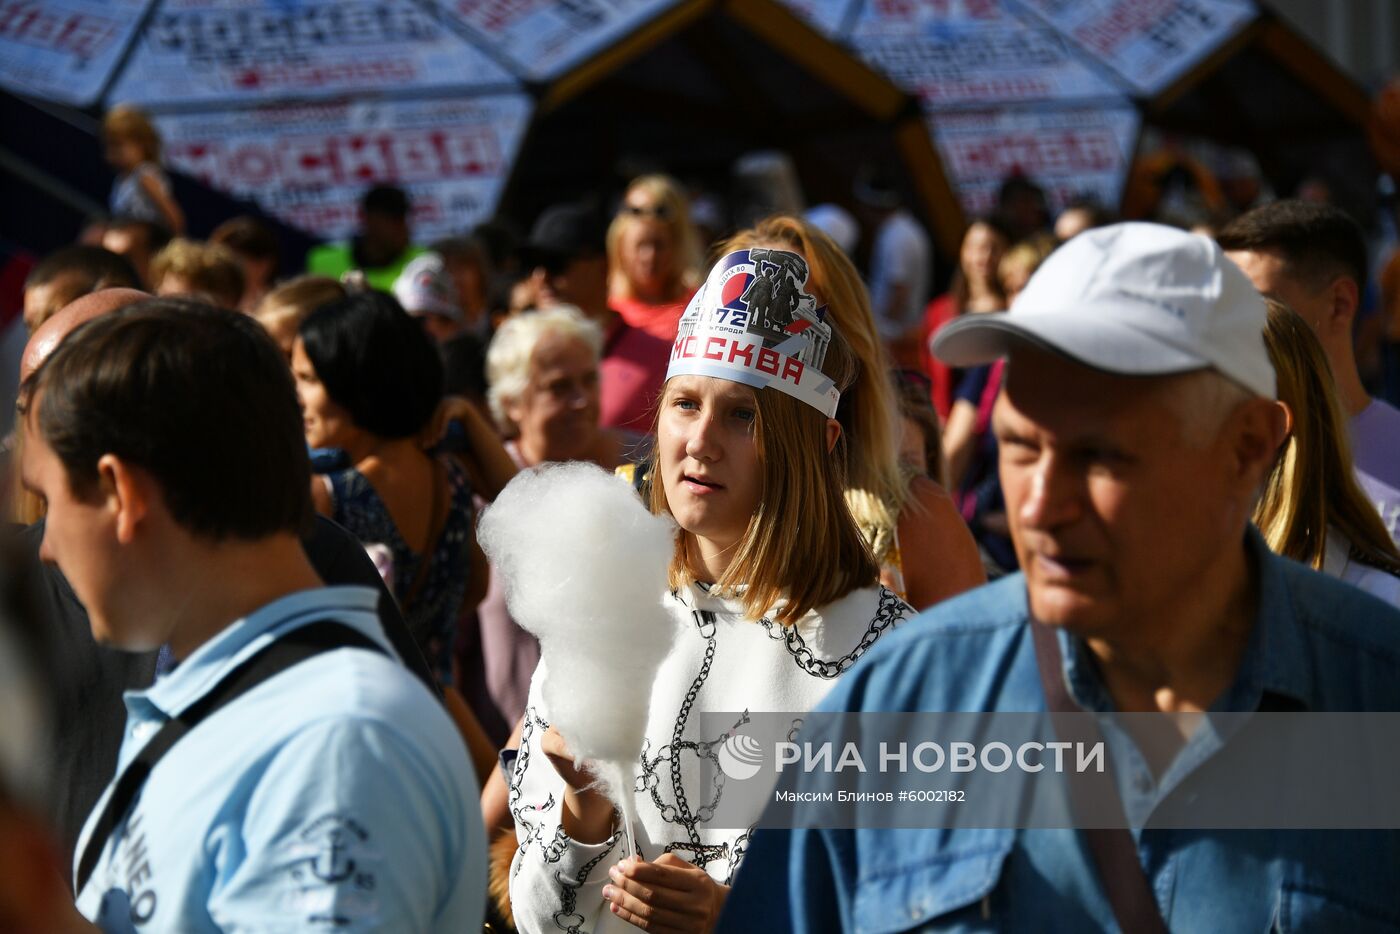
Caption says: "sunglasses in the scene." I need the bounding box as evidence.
[620,202,673,221]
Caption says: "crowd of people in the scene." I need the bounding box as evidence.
[1,103,1399,932]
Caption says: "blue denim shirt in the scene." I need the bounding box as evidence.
[720,531,1400,932]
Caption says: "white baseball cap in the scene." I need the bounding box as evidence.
[393,252,462,321]
[933,222,1275,399]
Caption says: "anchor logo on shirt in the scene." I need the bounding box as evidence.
[296,815,371,884]
[313,828,356,882]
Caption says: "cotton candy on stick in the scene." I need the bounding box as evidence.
[478,462,679,858]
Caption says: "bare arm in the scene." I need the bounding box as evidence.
[459,526,490,613]
[443,686,499,791]
[423,396,518,500]
[481,715,524,836]
[941,399,980,493]
[541,726,617,844]
[897,475,986,611]
[310,475,333,516]
[137,171,184,235]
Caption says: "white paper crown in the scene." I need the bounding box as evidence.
[667,249,840,417]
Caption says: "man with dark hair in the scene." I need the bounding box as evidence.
[21,299,483,930]
[306,184,425,291]
[100,217,172,290]
[210,215,280,312]
[15,289,441,875]
[22,246,140,333]
[1220,200,1400,544]
[523,199,669,432]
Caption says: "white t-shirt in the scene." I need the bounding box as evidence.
[1350,398,1400,546]
[867,210,932,340]
[1323,529,1400,607]
[507,583,910,933]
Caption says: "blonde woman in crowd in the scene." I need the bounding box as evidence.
[1255,299,1400,604]
[607,174,704,341]
[720,215,984,609]
[251,275,348,360]
[149,238,245,310]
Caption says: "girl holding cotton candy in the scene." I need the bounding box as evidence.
[489,249,913,933]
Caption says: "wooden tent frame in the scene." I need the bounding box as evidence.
[523,0,966,255]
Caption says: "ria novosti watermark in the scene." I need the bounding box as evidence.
[696,712,1400,831]
[764,738,1106,776]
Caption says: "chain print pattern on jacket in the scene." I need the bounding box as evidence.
[551,833,621,934]
[758,586,909,679]
[635,609,738,871]
[512,709,553,879]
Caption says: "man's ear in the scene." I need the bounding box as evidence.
[1325,275,1360,336]
[825,418,842,453]
[1230,398,1290,491]
[97,454,151,545]
[1275,400,1294,440]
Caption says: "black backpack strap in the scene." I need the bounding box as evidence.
[1030,622,1169,934]
[75,620,382,895]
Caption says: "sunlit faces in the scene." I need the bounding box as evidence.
[505,330,601,463]
[104,136,144,173]
[155,274,195,298]
[659,375,763,556]
[415,313,462,343]
[618,219,676,300]
[536,255,608,310]
[291,338,356,451]
[20,406,130,646]
[360,212,409,268]
[994,350,1238,636]
[960,221,1007,289]
[1225,248,1330,333]
[22,275,79,333]
[898,414,929,476]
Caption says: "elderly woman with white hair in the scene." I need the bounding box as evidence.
[471,306,643,737]
[486,304,640,471]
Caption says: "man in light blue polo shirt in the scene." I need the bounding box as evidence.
[20,298,483,931]
[721,224,1400,931]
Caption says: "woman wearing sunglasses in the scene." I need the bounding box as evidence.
[607,175,704,343]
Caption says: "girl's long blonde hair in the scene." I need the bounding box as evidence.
[720,216,911,565]
[1254,299,1400,576]
[648,324,877,625]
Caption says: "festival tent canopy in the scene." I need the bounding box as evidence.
[0,0,954,246]
[0,0,1374,252]
[783,0,1374,227]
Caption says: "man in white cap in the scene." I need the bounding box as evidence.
[720,223,1400,932]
